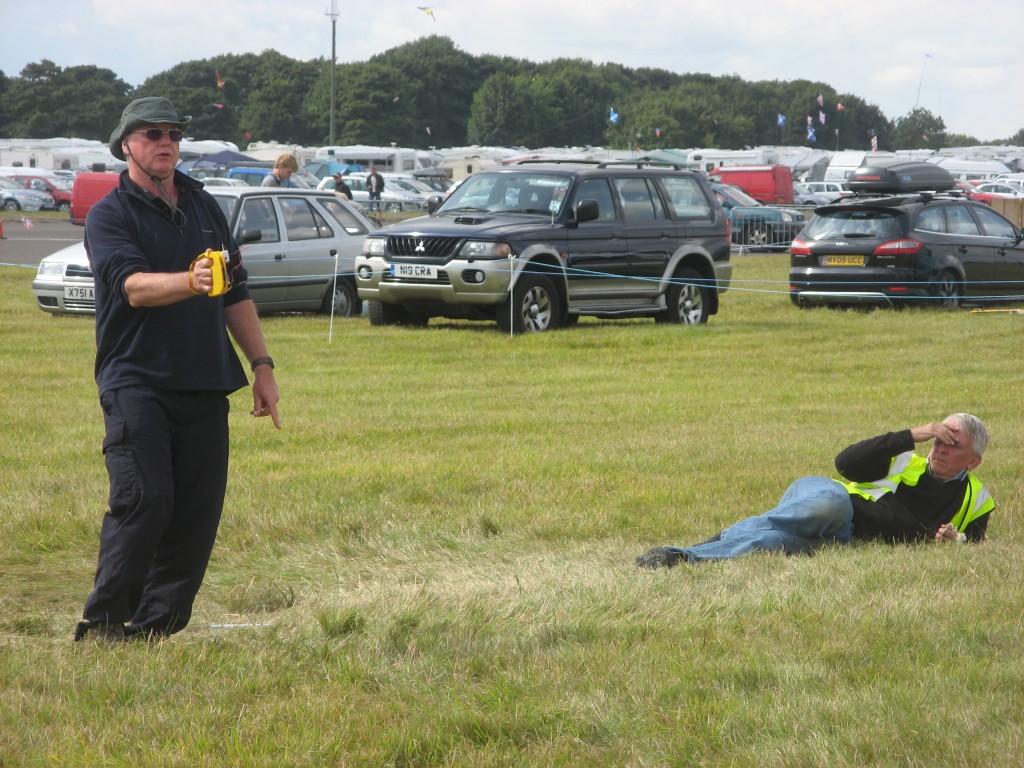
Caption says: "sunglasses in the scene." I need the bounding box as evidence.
[135,128,184,142]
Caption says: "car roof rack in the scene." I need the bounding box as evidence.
[594,160,687,170]
[511,159,600,166]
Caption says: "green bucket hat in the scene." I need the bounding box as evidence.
[109,96,192,161]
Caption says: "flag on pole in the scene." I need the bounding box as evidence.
[807,125,816,142]
[836,102,845,112]
[609,108,619,124]
[777,113,786,127]
[817,93,824,107]
[819,111,826,125]
[807,115,812,126]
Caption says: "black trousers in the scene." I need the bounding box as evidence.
[81,387,230,637]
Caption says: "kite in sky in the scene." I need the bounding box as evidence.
[418,6,436,21]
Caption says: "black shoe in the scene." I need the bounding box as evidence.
[636,546,685,569]
[74,621,125,644]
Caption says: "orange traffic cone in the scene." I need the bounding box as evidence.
[0,219,5,238]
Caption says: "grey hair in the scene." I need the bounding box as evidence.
[950,413,989,456]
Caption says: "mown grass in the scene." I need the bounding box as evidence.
[2,255,1023,766]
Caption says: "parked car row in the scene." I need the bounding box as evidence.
[29,160,1024,328]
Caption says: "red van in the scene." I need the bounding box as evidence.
[70,172,120,225]
[708,165,794,205]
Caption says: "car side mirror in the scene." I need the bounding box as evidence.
[427,194,444,214]
[240,228,263,245]
[573,199,600,224]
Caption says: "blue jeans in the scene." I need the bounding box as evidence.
[673,476,854,562]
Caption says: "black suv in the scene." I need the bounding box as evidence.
[355,162,732,332]
[789,161,1024,307]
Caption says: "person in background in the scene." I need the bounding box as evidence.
[366,165,385,211]
[333,172,353,201]
[76,96,281,643]
[637,414,994,568]
[262,153,299,187]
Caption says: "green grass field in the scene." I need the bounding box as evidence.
[2,255,1022,766]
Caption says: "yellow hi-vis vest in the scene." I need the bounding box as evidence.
[840,451,994,532]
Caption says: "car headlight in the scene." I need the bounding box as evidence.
[460,241,512,259]
[37,261,64,276]
[364,237,386,257]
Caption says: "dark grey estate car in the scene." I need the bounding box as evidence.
[355,162,733,332]
[789,161,1024,308]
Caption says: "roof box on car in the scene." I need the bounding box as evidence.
[846,161,956,193]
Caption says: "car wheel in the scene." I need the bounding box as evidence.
[385,202,403,213]
[496,273,560,333]
[657,267,709,325]
[368,299,411,326]
[321,277,358,317]
[3,200,20,212]
[744,224,772,249]
[59,201,71,212]
[934,270,962,308]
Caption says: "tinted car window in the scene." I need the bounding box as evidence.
[945,206,979,236]
[576,177,617,221]
[661,176,714,219]
[916,207,945,233]
[973,205,1018,239]
[802,209,902,239]
[614,177,662,222]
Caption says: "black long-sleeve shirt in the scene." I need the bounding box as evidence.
[835,430,990,543]
[85,170,251,397]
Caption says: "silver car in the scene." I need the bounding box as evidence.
[0,175,55,212]
[32,188,376,316]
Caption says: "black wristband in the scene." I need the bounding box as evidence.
[250,356,274,372]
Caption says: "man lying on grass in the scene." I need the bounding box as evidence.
[637,413,994,568]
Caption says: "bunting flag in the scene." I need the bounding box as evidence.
[215,72,225,89]
[609,108,619,124]
[807,115,812,126]
[819,111,826,125]
[807,125,816,142]
[836,102,845,112]
[777,113,786,127]
[425,126,432,135]
[655,127,662,137]
[817,93,824,107]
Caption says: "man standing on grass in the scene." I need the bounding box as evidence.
[637,414,994,568]
[75,96,282,642]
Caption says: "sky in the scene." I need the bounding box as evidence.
[2,0,1022,144]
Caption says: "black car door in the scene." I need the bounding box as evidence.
[565,177,632,304]
[971,204,1024,299]
[940,205,998,296]
[613,176,674,298]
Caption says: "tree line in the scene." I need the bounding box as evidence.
[2,35,1021,153]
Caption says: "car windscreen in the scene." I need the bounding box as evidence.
[440,172,571,216]
[801,208,903,240]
